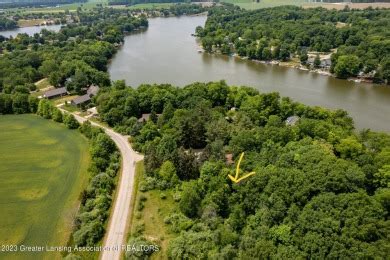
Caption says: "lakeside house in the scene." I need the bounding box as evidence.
[43,87,68,99]
[286,116,300,126]
[71,85,100,106]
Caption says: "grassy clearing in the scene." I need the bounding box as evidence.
[17,19,46,27]
[10,0,109,14]
[34,78,52,90]
[0,114,90,260]
[222,0,390,10]
[127,162,178,259]
[127,3,174,10]
[222,0,308,10]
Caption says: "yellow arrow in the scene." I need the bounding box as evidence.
[228,152,256,183]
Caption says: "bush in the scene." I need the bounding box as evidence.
[125,236,158,259]
[64,114,80,129]
[52,108,63,123]
[73,220,105,246]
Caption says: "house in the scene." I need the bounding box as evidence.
[87,85,99,96]
[71,94,91,106]
[286,116,300,126]
[71,85,100,106]
[43,87,68,99]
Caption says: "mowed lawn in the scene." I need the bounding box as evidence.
[0,115,90,260]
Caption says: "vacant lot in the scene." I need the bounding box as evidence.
[127,162,177,259]
[0,115,89,259]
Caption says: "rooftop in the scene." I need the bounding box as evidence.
[43,87,67,98]
[71,94,91,105]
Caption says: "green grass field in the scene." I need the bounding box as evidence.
[128,162,177,259]
[222,0,309,10]
[0,114,90,260]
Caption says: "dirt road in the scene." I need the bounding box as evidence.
[69,113,143,260]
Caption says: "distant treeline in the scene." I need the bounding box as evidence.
[0,17,17,31]
[0,0,86,8]
[108,0,187,6]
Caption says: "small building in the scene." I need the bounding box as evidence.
[71,94,91,106]
[286,116,300,126]
[43,87,67,99]
[71,85,100,107]
[87,85,99,96]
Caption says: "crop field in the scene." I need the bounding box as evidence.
[221,0,309,10]
[222,0,390,10]
[0,115,89,259]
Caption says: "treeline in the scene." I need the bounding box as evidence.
[0,17,17,31]
[0,9,148,95]
[35,99,120,251]
[0,92,38,114]
[0,0,86,9]
[73,121,120,247]
[198,5,390,83]
[97,80,390,258]
[108,0,186,6]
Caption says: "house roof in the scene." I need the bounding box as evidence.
[72,94,91,105]
[43,87,67,98]
[286,116,300,126]
[87,85,99,96]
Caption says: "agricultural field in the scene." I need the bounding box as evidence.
[221,0,308,10]
[221,0,390,10]
[8,0,109,13]
[0,114,90,259]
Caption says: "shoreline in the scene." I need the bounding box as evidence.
[196,44,380,86]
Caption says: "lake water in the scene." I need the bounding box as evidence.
[68,16,390,132]
[0,24,62,38]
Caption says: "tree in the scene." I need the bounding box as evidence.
[313,54,321,68]
[334,55,361,79]
[0,94,13,114]
[158,161,178,185]
[179,181,202,218]
[299,50,308,65]
[52,108,63,123]
[64,114,80,129]
[37,99,53,119]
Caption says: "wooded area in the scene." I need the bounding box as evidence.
[96,80,390,258]
[198,4,390,83]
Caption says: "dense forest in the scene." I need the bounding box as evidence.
[95,80,390,258]
[197,5,390,83]
[0,8,148,107]
[0,0,86,8]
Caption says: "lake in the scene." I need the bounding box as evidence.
[113,16,387,132]
[0,24,62,38]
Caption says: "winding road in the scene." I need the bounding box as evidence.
[65,111,143,260]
